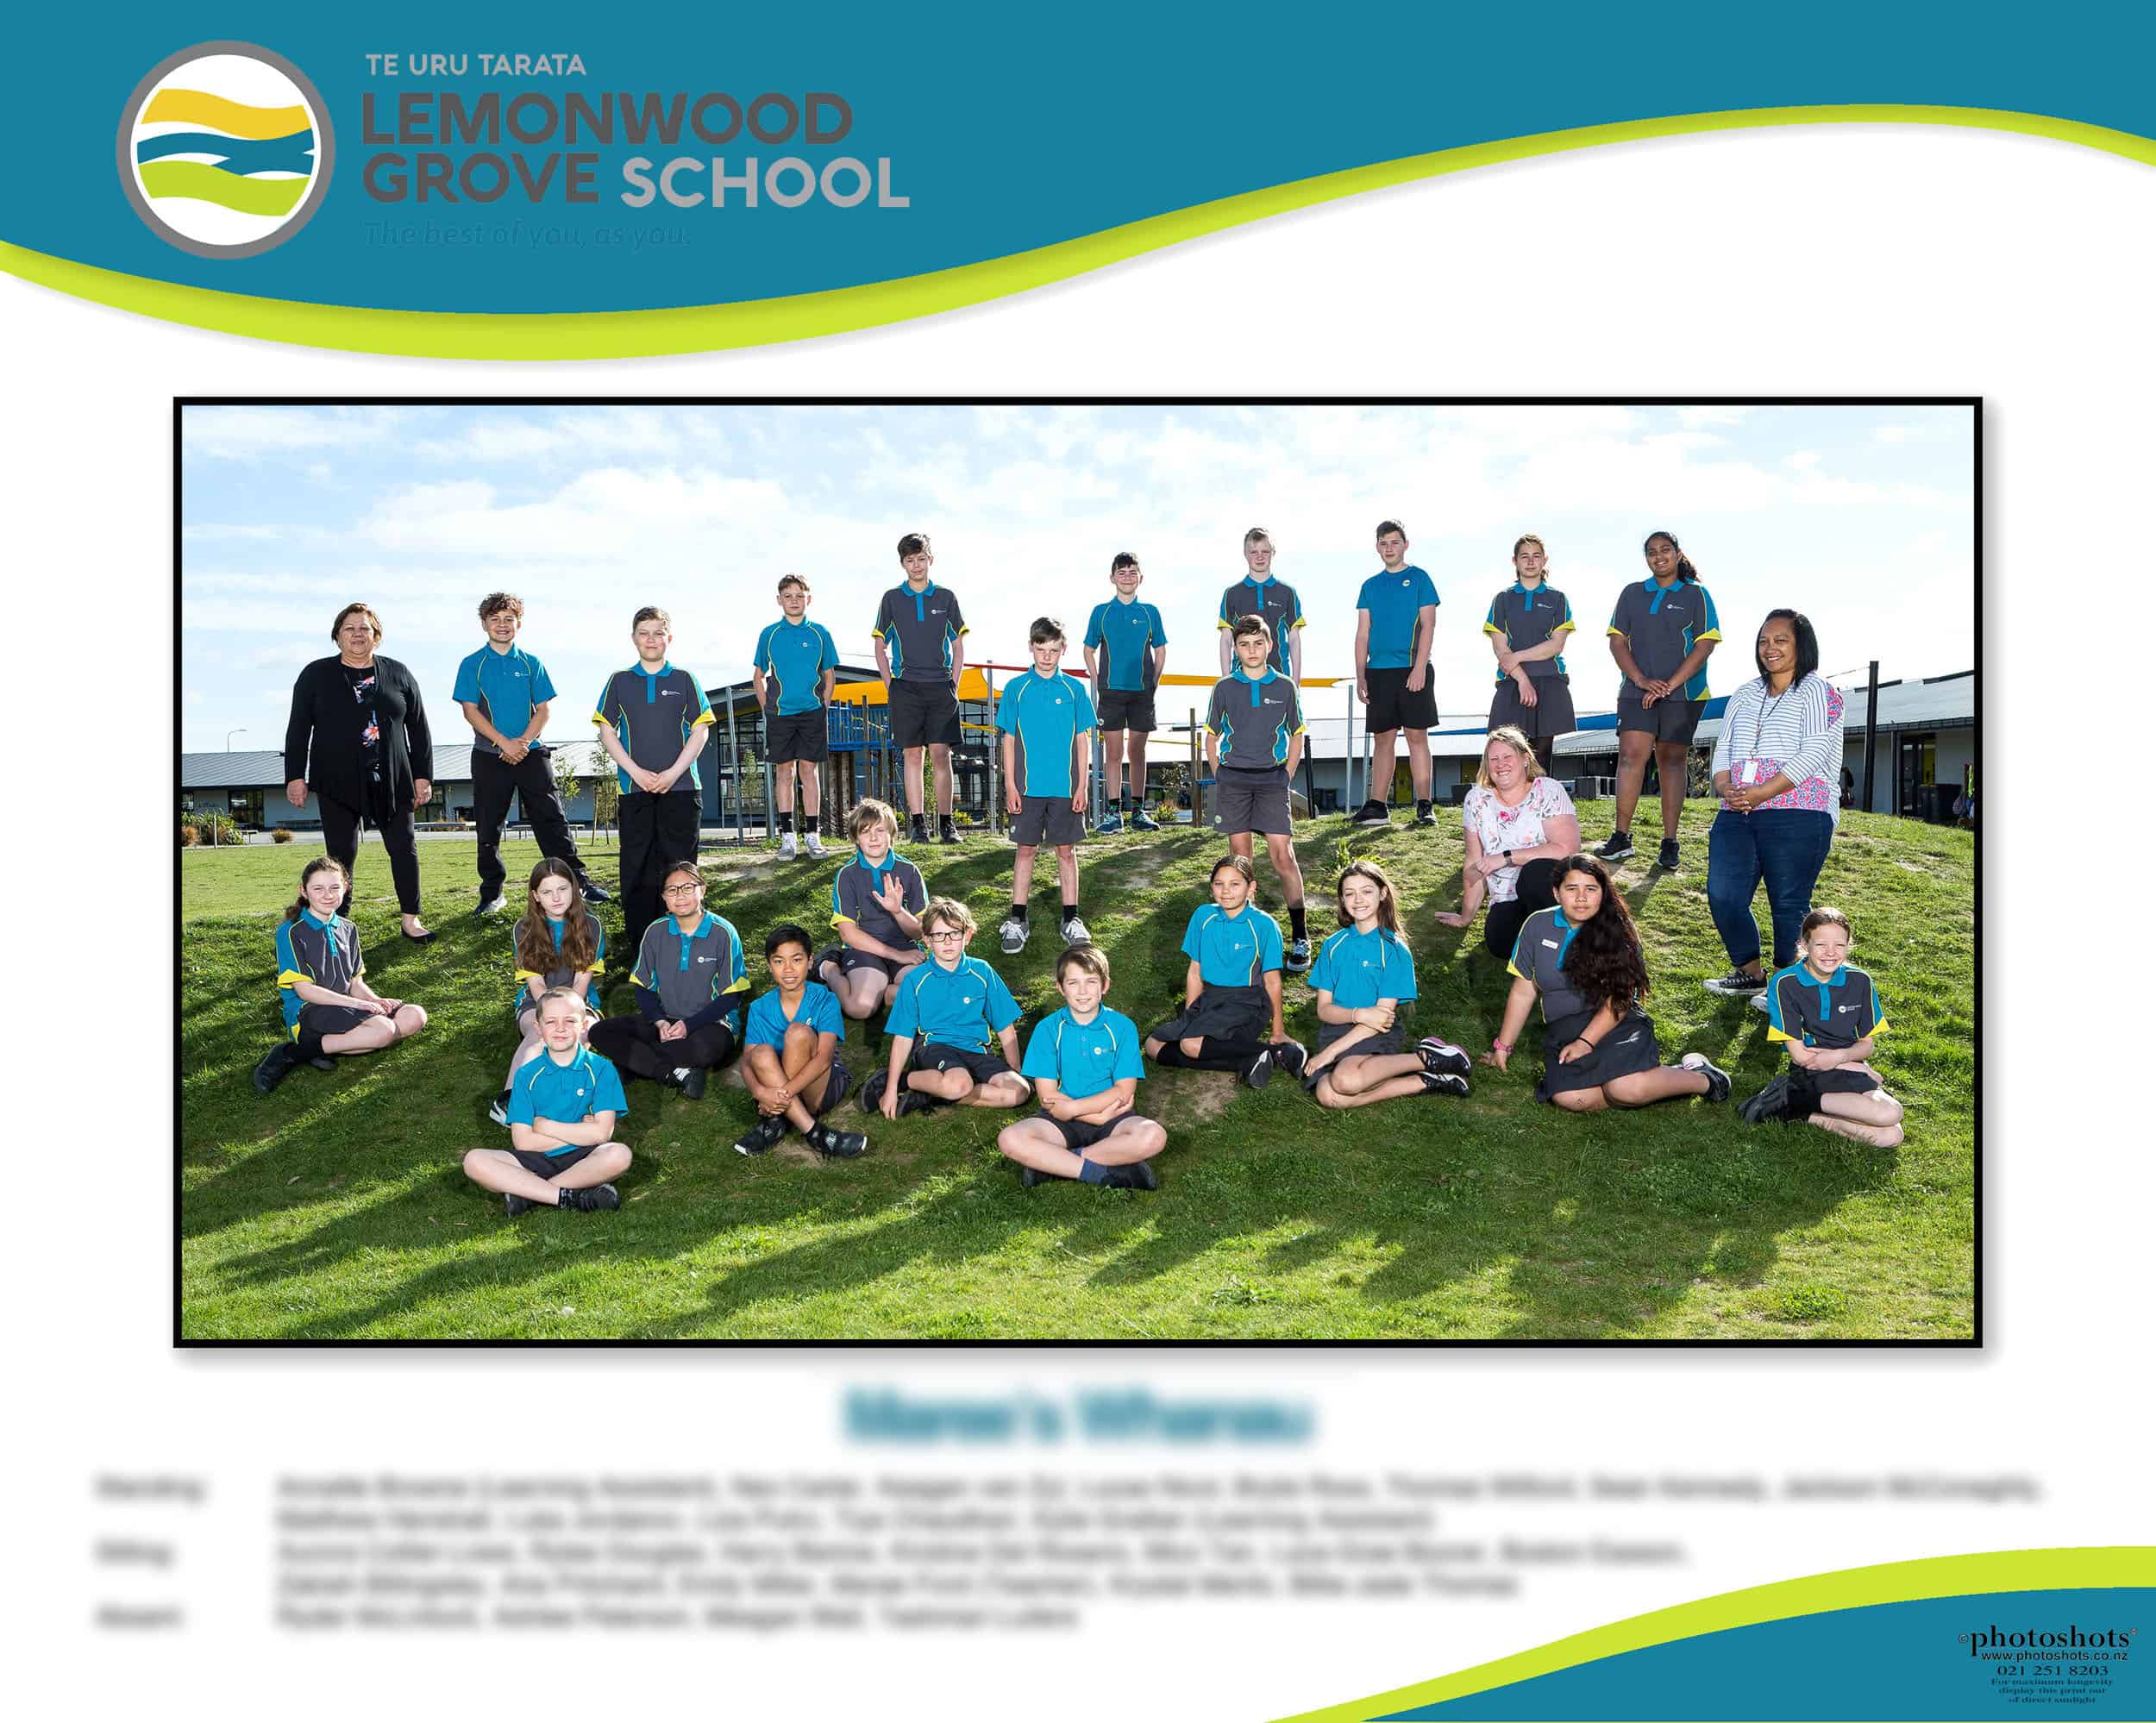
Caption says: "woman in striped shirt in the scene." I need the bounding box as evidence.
[1703,610,1846,999]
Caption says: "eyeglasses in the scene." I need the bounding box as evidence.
[926,929,968,942]
[662,881,702,896]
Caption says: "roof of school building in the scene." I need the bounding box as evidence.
[181,742,615,790]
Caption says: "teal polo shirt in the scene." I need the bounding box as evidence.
[506,1046,629,1149]
[1206,667,1304,770]
[593,661,716,793]
[754,617,842,716]
[1309,924,1418,1007]
[1355,565,1439,669]
[887,955,1022,1053]
[1020,1006,1144,1101]
[996,669,1098,799]
[453,642,556,755]
[744,982,845,1048]
[1085,598,1169,691]
[1181,903,1284,987]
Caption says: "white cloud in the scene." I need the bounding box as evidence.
[184,406,400,462]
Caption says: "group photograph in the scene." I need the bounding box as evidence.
[176,399,1979,1341]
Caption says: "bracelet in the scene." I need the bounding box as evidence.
[1491,1040,1512,1054]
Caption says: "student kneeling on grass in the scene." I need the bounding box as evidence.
[1000,943,1167,1190]
[1741,906,1906,1147]
[817,798,928,1021]
[490,858,605,1126]
[1144,853,1307,1090]
[462,988,630,1216]
[868,898,1031,1119]
[1486,854,1733,1112]
[733,923,869,1160]
[586,859,747,1099]
[1300,860,1473,1108]
[254,856,429,1093]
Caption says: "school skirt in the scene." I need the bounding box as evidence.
[1150,984,1269,1046]
[1536,1006,1662,1101]
[1317,1018,1403,1059]
[1488,674,1577,739]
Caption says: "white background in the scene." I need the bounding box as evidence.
[6,122,2147,1720]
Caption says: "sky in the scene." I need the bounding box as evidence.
[179,403,1975,754]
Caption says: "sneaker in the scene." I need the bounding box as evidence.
[734,1116,789,1156]
[1243,1048,1273,1090]
[1094,808,1124,834]
[474,896,507,918]
[1657,837,1681,870]
[1417,1037,1473,1079]
[858,1068,889,1112]
[1350,799,1391,827]
[252,1041,302,1094]
[1019,1164,1050,1188]
[778,831,798,860]
[1420,1071,1471,1100]
[564,1182,621,1212]
[1702,967,1768,996]
[1284,937,1313,974]
[1750,991,1772,1015]
[1061,913,1091,944]
[938,816,961,845]
[1271,1041,1308,1081]
[1098,1161,1159,1191]
[1595,830,1636,862]
[808,1121,869,1159]
[1414,801,1437,827]
[577,879,611,904]
[908,815,930,845]
[1130,809,1161,832]
[504,1192,535,1218]
[676,1065,708,1101]
[307,1055,339,1073]
[804,833,829,859]
[488,1088,511,1126]
[1739,1073,1795,1125]
[1000,915,1029,955]
[1682,1051,1733,1103]
[813,945,845,985]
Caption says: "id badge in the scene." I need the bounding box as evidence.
[1738,760,1762,786]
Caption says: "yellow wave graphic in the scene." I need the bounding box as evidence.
[141,87,309,141]
[27,104,2156,356]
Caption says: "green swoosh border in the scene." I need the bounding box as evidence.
[1276,1546,2156,1723]
[6,104,2153,359]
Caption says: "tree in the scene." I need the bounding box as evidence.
[592,761,619,844]
[553,746,581,819]
[738,749,763,826]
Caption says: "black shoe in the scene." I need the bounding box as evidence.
[735,1115,789,1156]
[859,1068,889,1112]
[1099,1161,1160,1191]
[1594,830,1635,862]
[564,1182,621,1212]
[578,879,611,904]
[1019,1164,1050,1188]
[1244,1049,1273,1089]
[938,816,961,845]
[1349,800,1390,828]
[308,1055,339,1073]
[813,945,844,985]
[677,1065,709,1101]
[908,816,930,845]
[1420,1071,1471,1099]
[1414,800,1436,827]
[504,1192,535,1218]
[1657,838,1681,870]
[1739,1073,1795,1125]
[399,924,438,944]
[807,1122,868,1159]
[1271,1042,1308,1081]
[252,1042,302,1093]
[892,1089,937,1117]
[1682,1052,1733,1104]
[1702,967,1769,996]
[1417,1037,1472,1079]
[488,1088,511,1126]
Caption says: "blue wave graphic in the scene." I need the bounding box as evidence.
[135,130,317,177]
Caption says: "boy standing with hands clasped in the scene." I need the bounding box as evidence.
[1084,552,1168,832]
[1207,614,1313,970]
[1351,521,1440,829]
[594,606,714,954]
[873,530,968,847]
[753,573,842,862]
[996,617,1097,955]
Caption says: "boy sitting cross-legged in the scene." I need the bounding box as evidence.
[998,943,1167,1190]
[865,897,1032,1120]
[735,923,869,1160]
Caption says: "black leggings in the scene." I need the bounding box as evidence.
[1482,858,1561,962]
[319,781,421,915]
[587,1014,736,1081]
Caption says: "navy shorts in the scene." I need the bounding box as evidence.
[295,1001,377,1039]
[1041,1111,1153,1152]
[509,1143,598,1180]
[1095,687,1156,733]
[914,1043,1018,1086]
[766,709,830,764]
[1365,665,1438,733]
[1616,694,1706,743]
[837,947,910,983]
[889,679,960,749]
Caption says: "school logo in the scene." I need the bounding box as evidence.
[119,43,333,257]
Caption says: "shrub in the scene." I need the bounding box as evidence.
[271,828,296,843]
[185,811,240,847]
[179,824,199,848]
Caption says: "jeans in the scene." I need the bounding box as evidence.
[1707,807,1833,971]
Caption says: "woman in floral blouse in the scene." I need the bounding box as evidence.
[1436,725,1583,960]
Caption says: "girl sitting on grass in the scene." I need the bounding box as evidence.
[1748,906,1905,1147]
[490,859,605,1125]
[1486,853,1730,1112]
[1301,861,1474,1107]
[254,856,429,1093]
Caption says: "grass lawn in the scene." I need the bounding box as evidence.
[179,807,1975,1340]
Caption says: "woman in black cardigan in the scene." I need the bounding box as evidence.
[284,603,436,941]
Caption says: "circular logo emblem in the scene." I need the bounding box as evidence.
[118,42,332,257]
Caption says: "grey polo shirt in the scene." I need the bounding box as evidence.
[830,849,928,949]
[1765,962,1888,1049]
[1483,583,1576,683]
[874,580,968,683]
[1206,668,1304,771]
[1607,578,1722,700]
[1507,905,1594,1023]
[629,911,749,1023]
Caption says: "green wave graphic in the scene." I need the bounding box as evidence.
[16,103,2155,357]
[138,160,308,217]
[1277,1546,2156,1723]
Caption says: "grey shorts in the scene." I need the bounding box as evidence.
[1211,765,1292,836]
[766,709,829,763]
[1489,675,1577,739]
[1012,794,1085,848]
[1615,694,1706,743]
[1149,985,1269,1047]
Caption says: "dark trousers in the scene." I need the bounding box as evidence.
[1482,858,1561,962]
[619,791,703,953]
[1707,808,1833,971]
[588,1014,736,1081]
[319,781,421,915]
[473,748,587,900]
